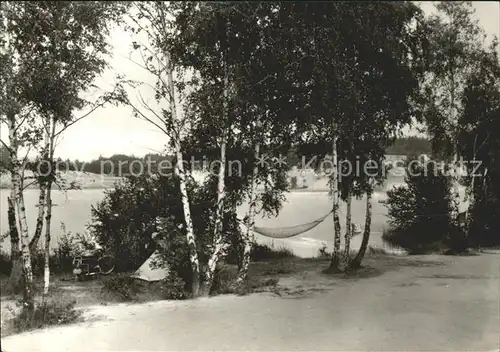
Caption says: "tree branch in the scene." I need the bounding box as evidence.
[0,138,13,154]
[54,95,114,138]
[126,96,169,136]
[12,105,36,135]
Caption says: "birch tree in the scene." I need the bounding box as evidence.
[124,2,202,296]
[291,2,427,271]
[170,2,256,294]
[341,2,428,269]
[174,2,298,288]
[0,1,43,310]
[457,40,500,245]
[1,2,127,302]
[422,2,486,224]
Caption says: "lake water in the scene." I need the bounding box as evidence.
[0,187,397,257]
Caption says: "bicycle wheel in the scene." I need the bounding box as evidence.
[98,255,115,275]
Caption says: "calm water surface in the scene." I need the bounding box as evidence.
[0,188,394,255]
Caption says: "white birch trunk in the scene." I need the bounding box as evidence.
[30,185,46,253]
[343,188,352,268]
[30,117,50,253]
[203,55,230,295]
[7,143,22,286]
[166,62,200,297]
[30,130,50,253]
[236,128,260,284]
[43,117,56,297]
[204,129,227,294]
[330,133,342,272]
[452,152,461,217]
[3,3,24,288]
[465,134,479,234]
[43,185,52,297]
[174,146,200,296]
[352,188,373,268]
[9,113,35,311]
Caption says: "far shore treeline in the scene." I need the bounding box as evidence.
[0,137,431,176]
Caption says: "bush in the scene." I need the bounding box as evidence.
[101,276,144,302]
[159,273,187,300]
[383,161,455,254]
[51,227,79,274]
[101,274,188,302]
[8,299,82,334]
[30,232,78,277]
[250,243,295,261]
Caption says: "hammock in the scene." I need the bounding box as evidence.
[251,210,333,239]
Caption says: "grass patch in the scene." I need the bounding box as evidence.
[260,260,297,275]
[250,243,295,262]
[237,277,280,296]
[368,246,393,256]
[210,265,281,296]
[3,296,83,336]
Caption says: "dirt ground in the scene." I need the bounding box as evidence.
[2,250,499,351]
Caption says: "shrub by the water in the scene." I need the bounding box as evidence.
[250,243,295,261]
[383,160,455,254]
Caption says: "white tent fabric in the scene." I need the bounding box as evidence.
[130,250,169,282]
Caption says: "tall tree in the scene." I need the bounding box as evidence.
[173,2,296,290]
[457,40,500,246]
[0,0,42,311]
[1,1,127,300]
[293,2,426,271]
[124,1,202,296]
[421,1,486,223]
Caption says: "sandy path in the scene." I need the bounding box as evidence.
[2,251,499,351]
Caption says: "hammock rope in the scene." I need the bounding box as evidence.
[249,210,333,239]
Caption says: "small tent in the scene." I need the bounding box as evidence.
[130,233,170,282]
[130,250,169,281]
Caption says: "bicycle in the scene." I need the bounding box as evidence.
[72,248,115,281]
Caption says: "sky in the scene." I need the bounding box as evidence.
[1,2,499,161]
